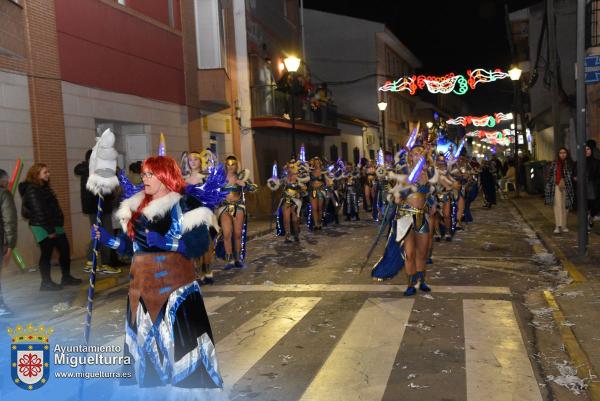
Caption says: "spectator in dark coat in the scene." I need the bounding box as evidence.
[0,169,17,316]
[574,140,600,230]
[19,163,82,290]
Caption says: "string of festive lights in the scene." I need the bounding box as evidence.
[447,113,513,127]
[465,129,513,139]
[467,69,509,88]
[379,68,509,96]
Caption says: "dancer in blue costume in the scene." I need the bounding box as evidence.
[307,157,332,230]
[432,154,458,242]
[372,145,438,295]
[342,162,361,221]
[449,153,474,230]
[215,156,257,269]
[361,159,376,213]
[372,151,393,221]
[183,150,218,284]
[92,155,226,391]
[268,159,308,242]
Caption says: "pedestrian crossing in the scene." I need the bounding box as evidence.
[91,292,544,401]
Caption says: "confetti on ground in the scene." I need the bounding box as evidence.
[547,361,588,395]
[52,302,69,313]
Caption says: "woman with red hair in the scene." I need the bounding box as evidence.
[92,156,223,390]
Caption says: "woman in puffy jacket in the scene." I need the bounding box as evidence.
[19,163,81,291]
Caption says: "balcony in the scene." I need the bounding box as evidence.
[197,68,231,111]
[250,85,339,135]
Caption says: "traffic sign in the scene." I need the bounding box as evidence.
[585,55,600,84]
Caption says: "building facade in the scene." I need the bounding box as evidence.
[304,10,421,162]
[0,0,250,264]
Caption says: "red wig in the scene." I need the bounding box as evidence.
[128,156,186,238]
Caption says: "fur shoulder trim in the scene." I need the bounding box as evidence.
[115,192,182,231]
[115,192,144,231]
[182,207,219,233]
[143,192,182,221]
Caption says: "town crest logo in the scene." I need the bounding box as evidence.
[7,323,53,391]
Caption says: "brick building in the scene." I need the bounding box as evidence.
[0,0,248,265]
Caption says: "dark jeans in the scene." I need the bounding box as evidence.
[39,234,71,282]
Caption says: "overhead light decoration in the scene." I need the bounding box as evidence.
[447,112,513,127]
[465,129,513,138]
[379,68,510,96]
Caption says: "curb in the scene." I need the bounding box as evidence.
[510,199,587,283]
[544,290,600,401]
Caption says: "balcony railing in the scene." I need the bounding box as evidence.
[250,85,337,128]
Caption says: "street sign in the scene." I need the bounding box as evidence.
[585,55,600,84]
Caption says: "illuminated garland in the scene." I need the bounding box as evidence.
[447,113,513,127]
[466,129,513,139]
[470,129,515,146]
[379,68,509,96]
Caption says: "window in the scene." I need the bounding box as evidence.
[369,149,375,160]
[330,145,339,161]
[353,147,360,164]
[194,0,228,69]
[283,0,298,25]
[341,142,348,161]
[168,0,175,27]
[117,0,125,5]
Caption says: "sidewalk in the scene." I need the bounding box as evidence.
[512,193,600,399]
[0,217,274,323]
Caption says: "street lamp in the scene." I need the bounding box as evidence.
[508,66,522,81]
[509,65,522,196]
[377,101,388,151]
[284,55,301,159]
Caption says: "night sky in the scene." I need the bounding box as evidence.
[303,0,540,115]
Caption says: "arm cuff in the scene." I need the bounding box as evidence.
[166,238,179,252]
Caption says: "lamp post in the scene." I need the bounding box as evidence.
[284,55,301,159]
[378,101,388,151]
[509,65,522,197]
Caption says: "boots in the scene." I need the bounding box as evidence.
[39,264,62,291]
[60,263,82,286]
[234,253,246,269]
[224,254,235,270]
[416,271,431,292]
[403,274,417,296]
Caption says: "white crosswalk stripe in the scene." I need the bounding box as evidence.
[216,297,321,392]
[300,298,414,401]
[464,300,543,401]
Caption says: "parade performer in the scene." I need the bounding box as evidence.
[92,155,226,390]
[371,144,438,296]
[215,155,257,269]
[324,159,345,225]
[184,150,218,284]
[361,159,376,212]
[433,154,458,241]
[342,162,360,221]
[449,153,473,230]
[372,151,392,221]
[307,157,331,230]
[268,160,307,242]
